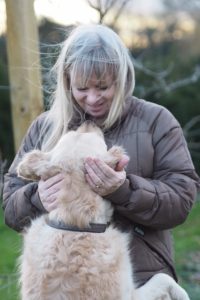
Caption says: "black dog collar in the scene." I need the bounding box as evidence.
[46,217,110,233]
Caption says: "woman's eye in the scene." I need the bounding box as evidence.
[77,87,87,91]
[99,86,108,90]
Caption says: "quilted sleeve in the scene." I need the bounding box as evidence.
[106,108,200,230]
[2,114,47,232]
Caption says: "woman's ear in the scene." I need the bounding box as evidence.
[17,150,50,181]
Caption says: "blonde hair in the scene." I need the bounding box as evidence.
[41,24,135,151]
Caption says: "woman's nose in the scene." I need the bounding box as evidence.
[86,89,101,104]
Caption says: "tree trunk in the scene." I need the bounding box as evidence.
[5,0,43,152]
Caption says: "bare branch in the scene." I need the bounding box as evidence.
[103,0,116,15]
[87,0,101,11]
[184,128,200,138]
[87,0,128,24]
[135,62,200,98]
[100,0,116,23]
[183,115,200,143]
[187,142,200,149]
[183,115,200,132]
[182,115,200,156]
[132,57,174,79]
[189,150,200,158]
[87,0,116,23]
[111,0,131,26]
[163,66,200,93]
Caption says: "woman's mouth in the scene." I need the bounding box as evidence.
[89,103,104,111]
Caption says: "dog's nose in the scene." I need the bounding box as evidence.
[77,121,98,133]
[83,120,96,127]
[77,121,104,137]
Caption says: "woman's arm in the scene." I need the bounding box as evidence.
[3,175,45,232]
[106,119,200,230]
[2,114,47,232]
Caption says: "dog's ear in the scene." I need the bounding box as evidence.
[17,150,51,181]
[103,146,128,169]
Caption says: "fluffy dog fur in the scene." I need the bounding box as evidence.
[17,121,190,300]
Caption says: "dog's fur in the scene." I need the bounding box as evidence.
[17,122,190,300]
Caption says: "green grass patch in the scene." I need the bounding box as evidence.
[173,200,200,300]
[174,200,200,256]
[0,208,21,300]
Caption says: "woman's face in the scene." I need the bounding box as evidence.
[70,72,116,119]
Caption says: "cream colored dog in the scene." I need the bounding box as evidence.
[17,121,190,300]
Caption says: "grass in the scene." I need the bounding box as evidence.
[173,199,200,300]
[0,200,200,299]
[0,208,21,300]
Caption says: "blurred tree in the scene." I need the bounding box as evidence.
[5,0,43,152]
[162,0,200,17]
[162,0,200,58]
[86,0,131,25]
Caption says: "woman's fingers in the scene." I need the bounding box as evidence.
[84,157,126,196]
[38,173,66,212]
[85,158,115,180]
[41,173,65,189]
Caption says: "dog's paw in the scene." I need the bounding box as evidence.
[170,283,190,300]
[105,146,128,168]
[109,145,126,158]
[150,273,190,300]
[17,150,49,181]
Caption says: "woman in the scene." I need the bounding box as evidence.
[3,24,200,287]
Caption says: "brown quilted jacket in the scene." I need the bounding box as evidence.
[3,96,200,286]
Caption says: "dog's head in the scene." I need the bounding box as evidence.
[17,122,127,226]
[17,121,126,181]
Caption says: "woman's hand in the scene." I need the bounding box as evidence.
[84,155,129,196]
[38,173,66,212]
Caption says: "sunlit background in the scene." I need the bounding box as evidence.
[0,0,164,32]
[0,0,196,42]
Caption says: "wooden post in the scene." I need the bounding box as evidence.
[5,0,43,152]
